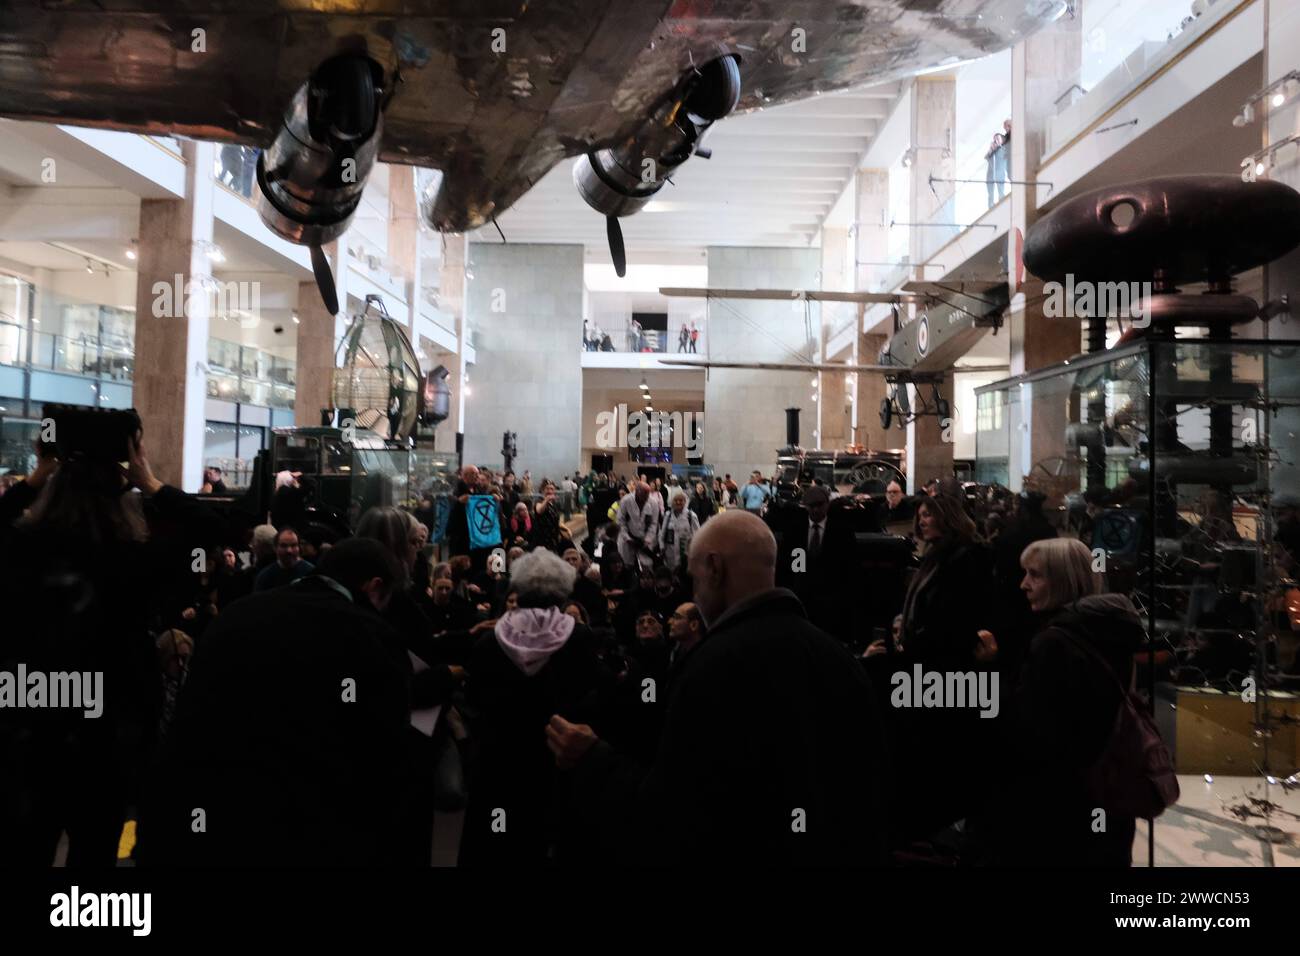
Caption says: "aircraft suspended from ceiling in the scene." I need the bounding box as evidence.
[0,0,1067,313]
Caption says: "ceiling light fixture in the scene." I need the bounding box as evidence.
[1234,71,1300,126]
[85,258,94,274]
[1242,134,1300,180]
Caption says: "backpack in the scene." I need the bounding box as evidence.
[1056,618,1180,819]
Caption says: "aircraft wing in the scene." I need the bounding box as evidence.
[0,0,1064,232]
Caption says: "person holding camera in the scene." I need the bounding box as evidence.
[0,408,222,866]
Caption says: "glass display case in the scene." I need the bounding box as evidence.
[271,429,413,530]
[976,337,1300,786]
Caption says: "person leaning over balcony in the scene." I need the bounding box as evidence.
[996,118,1012,190]
[985,132,1004,206]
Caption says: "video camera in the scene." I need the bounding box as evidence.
[42,404,141,464]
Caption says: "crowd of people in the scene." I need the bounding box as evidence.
[578,320,701,354]
[0,427,1178,868]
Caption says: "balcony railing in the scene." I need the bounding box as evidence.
[1,321,136,381]
[1042,0,1232,159]
[207,339,296,410]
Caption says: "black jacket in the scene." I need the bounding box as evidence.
[688,493,716,526]
[883,539,997,839]
[572,573,608,626]
[900,540,995,673]
[575,588,889,865]
[976,594,1144,867]
[458,620,605,865]
[0,483,223,865]
[136,577,411,866]
[770,507,857,640]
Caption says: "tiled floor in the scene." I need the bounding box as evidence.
[1134,774,1300,866]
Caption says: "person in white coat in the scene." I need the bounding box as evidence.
[659,490,700,573]
[617,481,664,570]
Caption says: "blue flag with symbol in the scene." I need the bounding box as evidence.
[467,494,503,550]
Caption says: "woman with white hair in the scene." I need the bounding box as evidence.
[459,548,603,866]
[978,537,1157,867]
[658,489,700,573]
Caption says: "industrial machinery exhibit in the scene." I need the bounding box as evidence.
[978,175,1300,785]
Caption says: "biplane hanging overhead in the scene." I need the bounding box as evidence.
[656,280,1009,427]
[0,0,1065,308]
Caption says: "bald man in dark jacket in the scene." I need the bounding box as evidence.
[548,510,889,866]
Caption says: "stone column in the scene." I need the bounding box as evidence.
[462,243,583,480]
[386,165,421,339]
[1008,24,1084,490]
[703,247,821,478]
[907,374,953,488]
[910,77,956,266]
[855,331,891,452]
[131,140,214,491]
[819,358,849,449]
[855,168,890,290]
[1010,20,1084,377]
[439,232,469,438]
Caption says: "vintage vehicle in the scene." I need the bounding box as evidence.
[774,449,906,502]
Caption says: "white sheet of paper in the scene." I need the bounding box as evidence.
[411,704,442,737]
[407,650,442,736]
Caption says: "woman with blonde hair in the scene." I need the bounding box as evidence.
[978,536,1150,867]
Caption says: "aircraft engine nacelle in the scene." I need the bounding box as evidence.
[256,56,385,312]
[575,54,741,275]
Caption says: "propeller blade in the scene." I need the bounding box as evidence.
[310,244,339,315]
[606,215,626,278]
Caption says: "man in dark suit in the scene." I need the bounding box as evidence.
[547,510,889,866]
[769,484,856,640]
